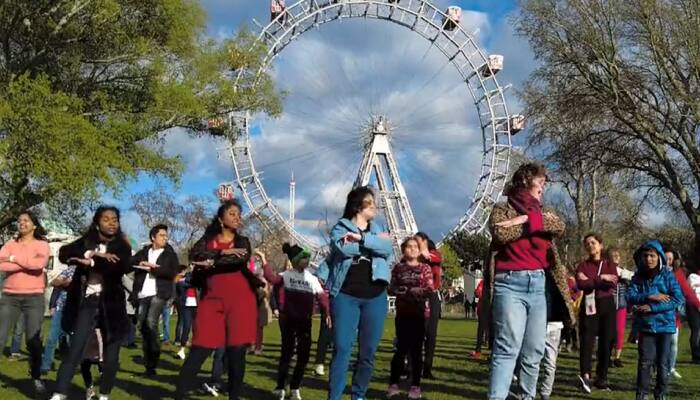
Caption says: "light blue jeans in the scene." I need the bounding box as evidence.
[667,328,679,373]
[41,309,65,372]
[488,270,547,400]
[328,291,388,400]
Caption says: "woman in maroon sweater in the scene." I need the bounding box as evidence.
[576,233,619,393]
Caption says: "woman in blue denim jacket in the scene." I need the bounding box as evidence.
[627,240,683,400]
[316,186,393,400]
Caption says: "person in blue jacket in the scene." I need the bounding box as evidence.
[316,186,393,400]
[627,240,683,400]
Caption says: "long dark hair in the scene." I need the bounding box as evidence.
[203,199,243,240]
[504,162,547,197]
[414,232,437,251]
[84,206,123,242]
[342,186,375,220]
[16,211,47,241]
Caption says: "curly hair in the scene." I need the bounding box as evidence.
[504,162,548,196]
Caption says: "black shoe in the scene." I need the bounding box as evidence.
[594,380,611,391]
[613,358,624,368]
[145,368,157,377]
[422,370,435,379]
[578,375,592,394]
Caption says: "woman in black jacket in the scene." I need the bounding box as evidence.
[49,206,132,400]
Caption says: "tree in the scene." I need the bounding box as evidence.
[0,1,282,230]
[439,244,462,287]
[130,187,213,258]
[444,231,490,270]
[516,0,700,256]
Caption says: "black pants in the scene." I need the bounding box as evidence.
[390,316,426,386]
[138,296,168,371]
[55,296,122,395]
[474,303,490,352]
[315,309,331,365]
[423,292,440,373]
[687,305,700,362]
[636,332,672,399]
[579,296,615,382]
[175,345,247,400]
[277,317,312,390]
[80,360,102,388]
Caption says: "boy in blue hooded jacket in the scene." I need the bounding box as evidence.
[627,240,683,400]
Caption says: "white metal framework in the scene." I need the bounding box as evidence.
[355,116,418,257]
[227,0,518,257]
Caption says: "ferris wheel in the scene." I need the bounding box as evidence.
[225,0,523,258]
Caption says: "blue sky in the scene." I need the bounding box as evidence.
[112,0,538,243]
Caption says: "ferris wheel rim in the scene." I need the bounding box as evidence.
[231,0,515,254]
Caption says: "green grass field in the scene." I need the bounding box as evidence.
[1,317,699,399]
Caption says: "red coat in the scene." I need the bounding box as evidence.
[675,268,700,327]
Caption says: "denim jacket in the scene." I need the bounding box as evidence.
[315,218,393,297]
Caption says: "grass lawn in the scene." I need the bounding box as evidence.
[1,317,699,399]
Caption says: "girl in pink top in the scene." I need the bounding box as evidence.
[0,211,50,396]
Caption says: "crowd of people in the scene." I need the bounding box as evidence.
[0,162,698,400]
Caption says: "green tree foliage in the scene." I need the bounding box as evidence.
[0,0,282,229]
[439,243,463,287]
[444,231,490,271]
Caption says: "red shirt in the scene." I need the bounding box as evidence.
[421,249,443,290]
[494,211,549,271]
[675,268,700,327]
[575,258,618,298]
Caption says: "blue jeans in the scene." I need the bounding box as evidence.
[11,317,23,354]
[637,332,672,399]
[161,299,172,342]
[328,291,388,400]
[666,328,678,373]
[488,270,547,400]
[41,309,65,372]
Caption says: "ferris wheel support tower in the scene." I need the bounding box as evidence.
[355,116,418,258]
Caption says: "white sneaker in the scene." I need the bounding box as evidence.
[273,388,285,400]
[86,385,96,399]
[177,347,186,360]
[33,379,46,395]
[49,394,67,400]
[98,395,109,400]
[290,388,302,400]
[670,369,682,379]
[314,364,325,376]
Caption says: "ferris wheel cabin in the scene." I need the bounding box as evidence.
[270,0,287,22]
[443,6,462,31]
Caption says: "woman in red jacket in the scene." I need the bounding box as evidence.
[175,199,263,400]
[576,233,619,393]
[415,232,442,379]
[663,247,700,379]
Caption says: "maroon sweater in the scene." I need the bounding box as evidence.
[495,211,549,271]
[575,258,618,298]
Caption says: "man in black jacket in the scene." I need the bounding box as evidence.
[131,224,179,375]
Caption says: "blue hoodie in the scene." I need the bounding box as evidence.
[315,218,393,297]
[626,240,683,334]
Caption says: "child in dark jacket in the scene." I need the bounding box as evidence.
[627,240,683,400]
[260,244,330,400]
[387,237,434,400]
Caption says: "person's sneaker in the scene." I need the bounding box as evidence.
[314,364,325,376]
[469,351,482,360]
[408,386,422,399]
[97,395,109,400]
[386,384,401,398]
[273,388,285,400]
[49,394,67,400]
[422,370,435,379]
[203,382,221,397]
[177,347,186,360]
[290,389,302,400]
[594,380,611,391]
[540,395,550,400]
[8,353,21,360]
[85,385,96,400]
[33,379,46,395]
[254,347,263,356]
[145,368,157,377]
[578,375,592,393]
[670,369,682,379]
[613,358,624,368]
